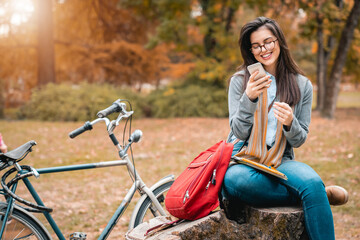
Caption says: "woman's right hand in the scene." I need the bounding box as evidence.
[245,71,271,101]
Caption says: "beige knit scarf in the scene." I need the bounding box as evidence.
[235,91,287,168]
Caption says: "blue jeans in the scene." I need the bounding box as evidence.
[223,158,335,240]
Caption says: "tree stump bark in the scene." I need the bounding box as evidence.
[126,206,308,240]
[244,206,308,240]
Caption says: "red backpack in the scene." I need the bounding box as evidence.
[165,140,233,220]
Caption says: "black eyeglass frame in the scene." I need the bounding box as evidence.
[250,39,278,55]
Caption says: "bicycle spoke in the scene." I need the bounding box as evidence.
[1,215,41,239]
[15,232,36,240]
[14,227,27,239]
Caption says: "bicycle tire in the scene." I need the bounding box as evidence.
[0,207,50,240]
[132,181,174,228]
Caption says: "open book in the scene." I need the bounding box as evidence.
[231,156,288,180]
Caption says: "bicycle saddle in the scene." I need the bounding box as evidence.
[0,140,36,163]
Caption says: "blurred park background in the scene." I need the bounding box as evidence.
[0,0,359,120]
[0,0,360,239]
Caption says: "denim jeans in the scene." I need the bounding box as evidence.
[223,151,335,240]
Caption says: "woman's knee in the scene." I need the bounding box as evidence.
[295,175,327,203]
[302,176,325,192]
[280,161,325,189]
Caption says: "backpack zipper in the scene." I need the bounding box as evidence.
[183,141,226,203]
[183,153,213,203]
[206,141,225,189]
[206,169,217,190]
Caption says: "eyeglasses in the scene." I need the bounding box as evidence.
[250,39,278,55]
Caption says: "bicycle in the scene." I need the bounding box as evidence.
[0,99,175,240]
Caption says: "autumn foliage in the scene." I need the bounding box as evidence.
[0,0,359,119]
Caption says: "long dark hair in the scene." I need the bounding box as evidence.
[238,17,303,106]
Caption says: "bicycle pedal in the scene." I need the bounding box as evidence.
[69,232,87,240]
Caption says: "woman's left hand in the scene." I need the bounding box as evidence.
[273,102,293,128]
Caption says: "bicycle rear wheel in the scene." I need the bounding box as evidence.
[0,207,50,240]
[132,181,173,228]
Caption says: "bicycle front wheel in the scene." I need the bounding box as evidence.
[132,181,174,228]
[0,207,50,240]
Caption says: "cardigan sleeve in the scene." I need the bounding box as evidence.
[283,79,313,148]
[228,74,258,141]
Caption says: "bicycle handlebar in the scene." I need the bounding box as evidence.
[69,99,132,139]
[97,100,125,118]
[69,121,93,139]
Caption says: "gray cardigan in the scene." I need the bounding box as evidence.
[227,71,313,162]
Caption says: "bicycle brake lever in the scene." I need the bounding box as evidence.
[114,111,134,126]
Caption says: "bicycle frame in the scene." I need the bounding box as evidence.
[1,155,172,240]
[0,114,173,240]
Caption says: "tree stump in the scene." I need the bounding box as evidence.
[126,206,308,240]
[244,206,308,240]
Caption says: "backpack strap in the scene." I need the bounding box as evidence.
[144,219,184,237]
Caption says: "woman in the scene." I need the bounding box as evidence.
[222,17,348,240]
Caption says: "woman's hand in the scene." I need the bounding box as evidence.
[273,102,293,128]
[0,144,7,153]
[245,71,271,101]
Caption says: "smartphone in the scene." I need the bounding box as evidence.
[247,62,267,81]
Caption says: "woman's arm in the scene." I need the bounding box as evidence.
[228,74,258,140]
[283,79,313,148]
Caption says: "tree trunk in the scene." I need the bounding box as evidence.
[225,7,234,33]
[204,28,216,57]
[316,0,340,112]
[322,0,360,118]
[36,0,56,86]
[200,0,217,57]
[315,13,325,111]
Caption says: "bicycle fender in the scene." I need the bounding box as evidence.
[128,174,175,229]
[0,201,52,239]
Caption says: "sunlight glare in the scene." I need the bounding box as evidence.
[10,0,34,25]
[0,8,5,16]
[0,24,9,35]
[0,0,34,36]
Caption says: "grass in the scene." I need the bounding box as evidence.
[295,108,360,239]
[312,90,360,108]
[0,118,231,239]
[337,91,360,108]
